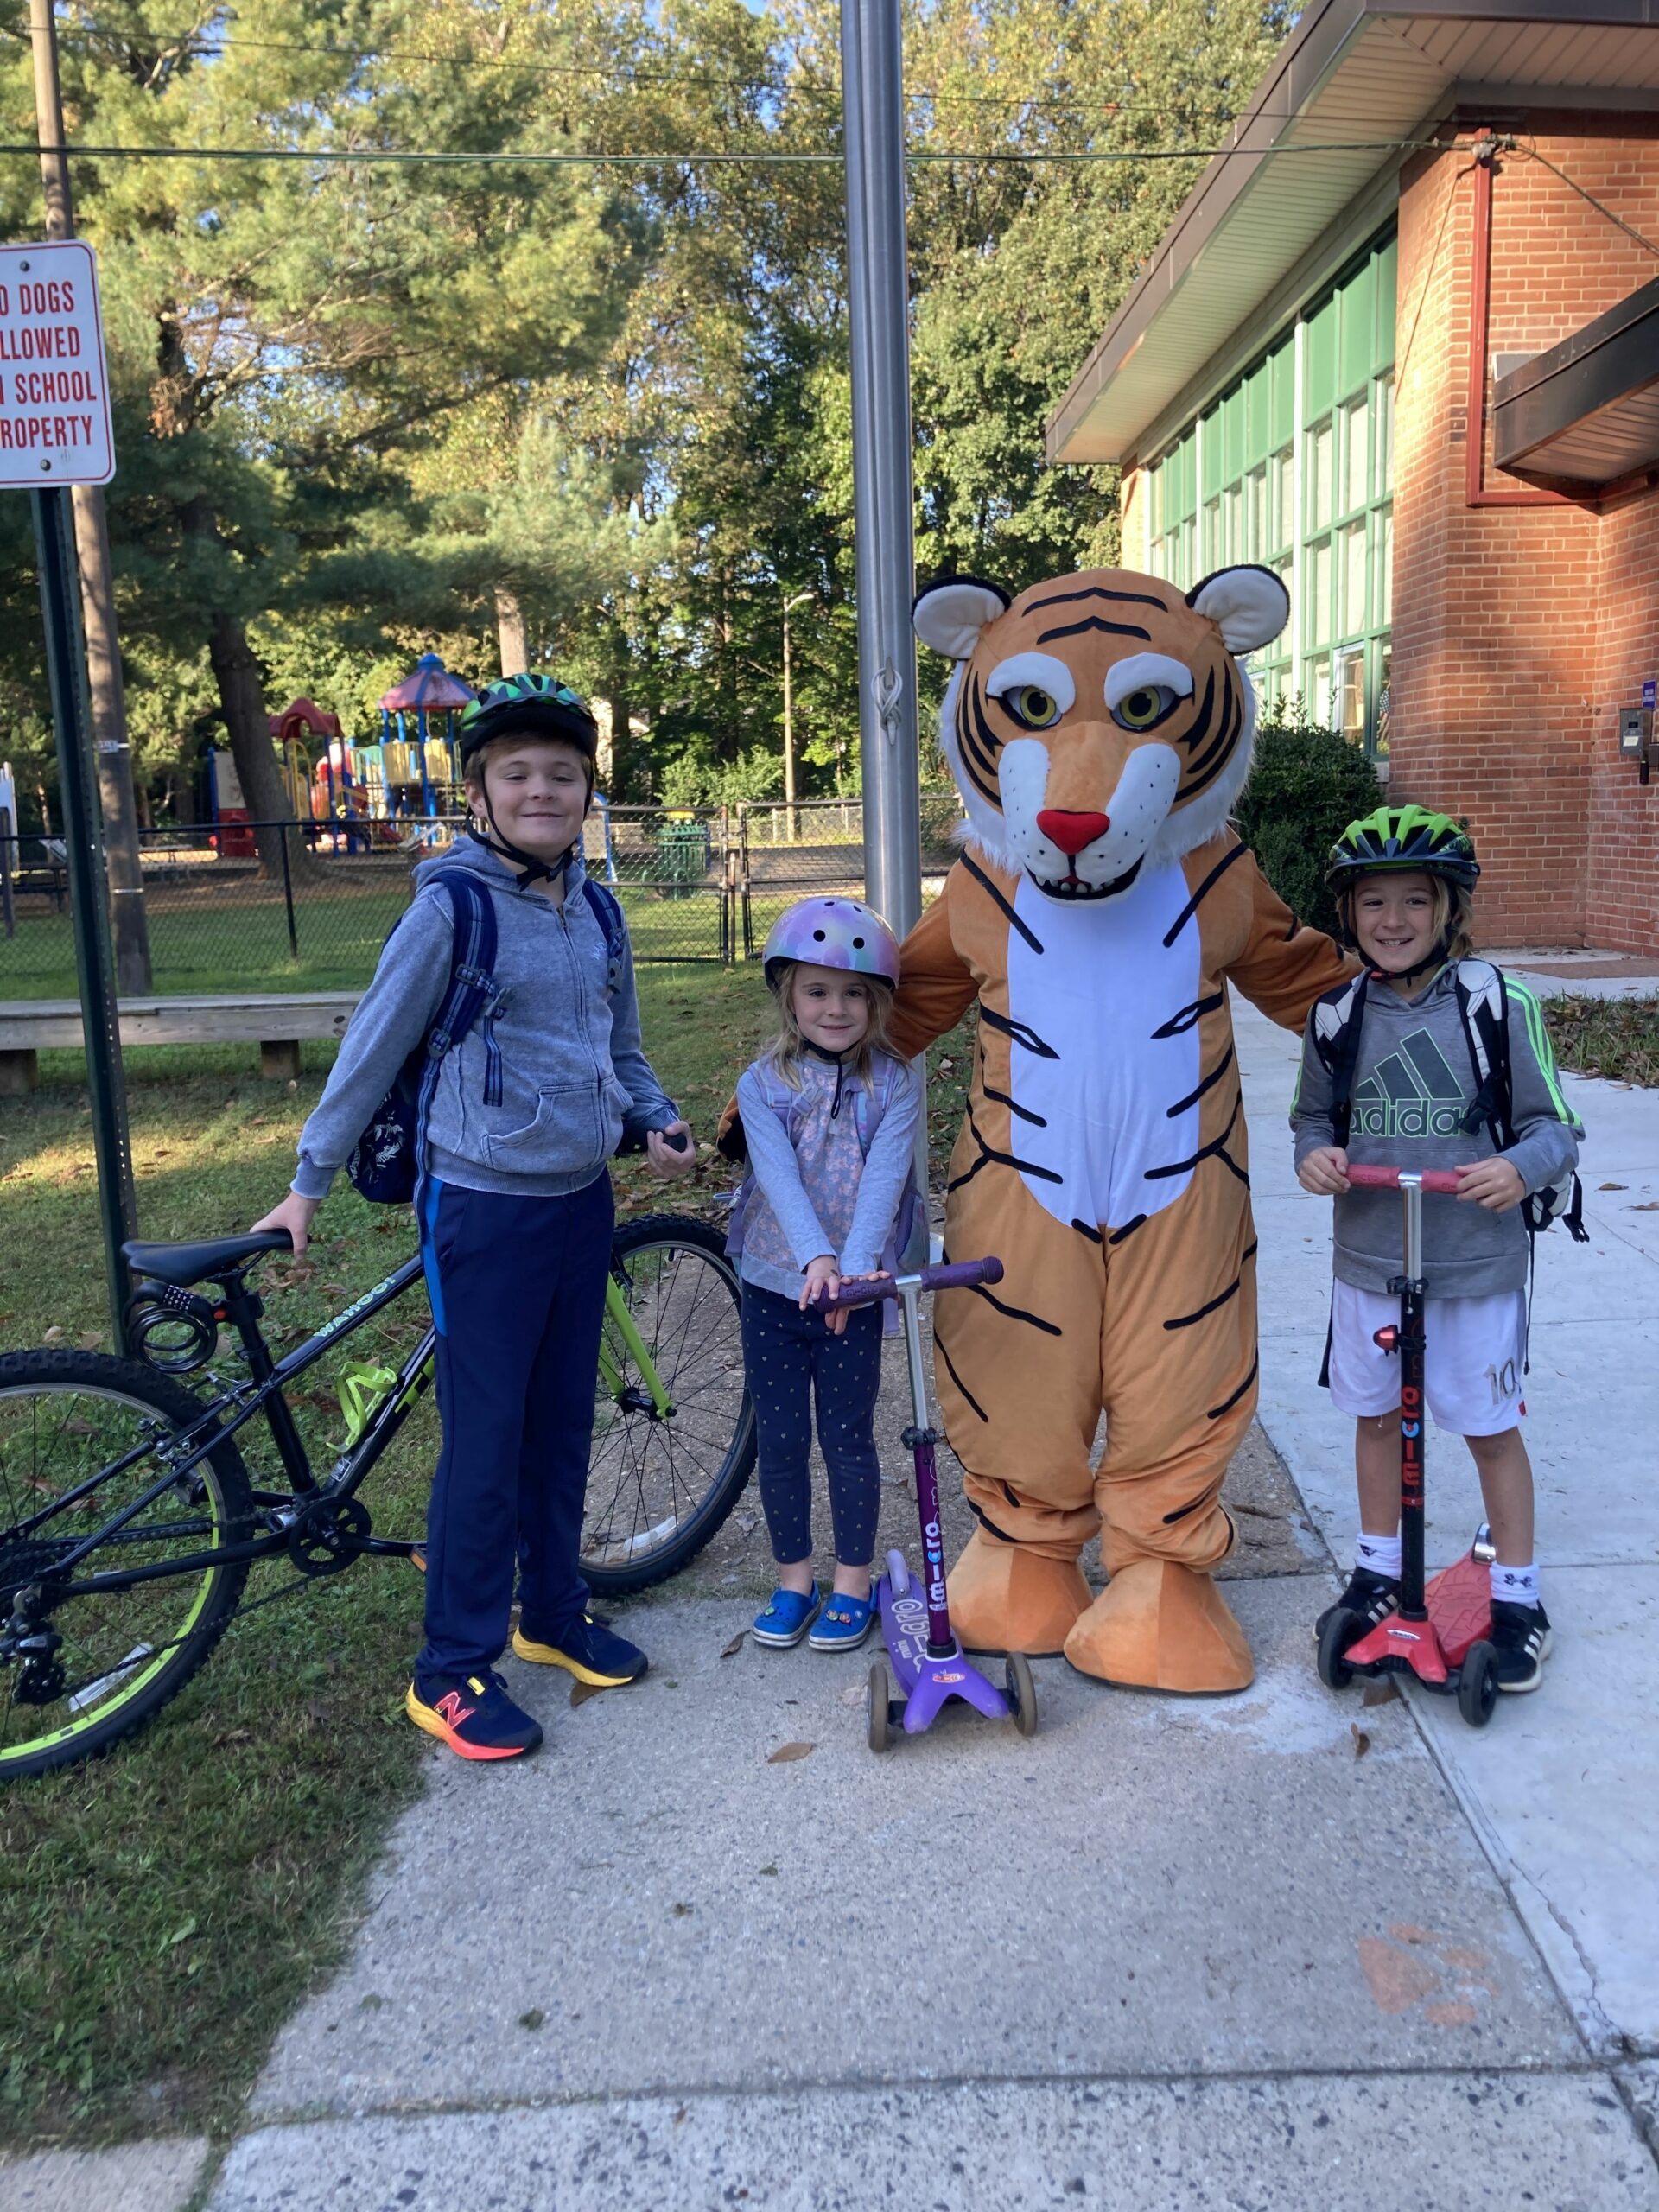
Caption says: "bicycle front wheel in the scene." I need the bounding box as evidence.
[0,1350,254,1782]
[582,1215,754,1595]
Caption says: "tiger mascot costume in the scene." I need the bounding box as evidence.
[886,563,1349,1694]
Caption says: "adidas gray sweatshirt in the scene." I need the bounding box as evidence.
[1291,965,1583,1297]
[290,838,677,1202]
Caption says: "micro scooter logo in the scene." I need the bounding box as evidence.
[1351,1029,1465,1141]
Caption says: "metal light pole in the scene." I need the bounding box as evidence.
[840,0,922,944]
[31,0,152,994]
[781,589,811,844]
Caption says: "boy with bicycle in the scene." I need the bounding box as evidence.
[254,676,696,1761]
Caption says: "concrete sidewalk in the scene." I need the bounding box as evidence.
[6,986,1656,2212]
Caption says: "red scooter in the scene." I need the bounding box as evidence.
[1314,1165,1501,1730]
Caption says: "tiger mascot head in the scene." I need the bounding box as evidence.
[913,563,1289,902]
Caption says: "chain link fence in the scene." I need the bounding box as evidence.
[0,793,967,1001]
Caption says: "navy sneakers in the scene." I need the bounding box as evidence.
[512,1611,648,1687]
[406,1669,543,1760]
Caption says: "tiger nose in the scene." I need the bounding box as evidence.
[1036,809,1110,857]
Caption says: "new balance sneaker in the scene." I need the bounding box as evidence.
[1313,1565,1402,1646]
[1489,1599,1552,1693]
[406,1669,543,1760]
[512,1611,648,1687]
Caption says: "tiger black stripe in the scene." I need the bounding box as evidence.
[1206,1353,1259,1422]
[1026,585,1173,613]
[947,1106,1065,1192]
[957,671,1003,806]
[1161,1242,1255,1332]
[936,1334,988,1424]
[1184,668,1242,785]
[1161,1492,1212,1526]
[1162,841,1249,948]
[1038,614,1151,645]
[983,1078,1046,1127]
[963,850,1043,954]
[1179,667,1218,756]
[1166,1046,1234,1118]
[1071,1217,1103,1243]
[1152,991,1224,1039]
[1109,1213,1147,1244]
[1179,694,1248,803]
[970,1281,1063,1337]
[1145,1090,1243,1182]
[979,1003,1059,1059]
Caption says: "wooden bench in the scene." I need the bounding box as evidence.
[0,991,362,1095]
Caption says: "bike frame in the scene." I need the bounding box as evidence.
[13,1250,674,1602]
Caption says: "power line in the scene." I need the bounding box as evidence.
[0,136,1449,171]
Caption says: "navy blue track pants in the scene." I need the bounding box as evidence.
[740,1283,883,1569]
[417,1173,613,1681]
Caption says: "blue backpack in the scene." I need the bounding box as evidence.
[346,871,626,1205]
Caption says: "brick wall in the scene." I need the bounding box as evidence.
[1392,118,1659,952]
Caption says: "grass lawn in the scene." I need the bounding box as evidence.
[0,880,727,999]
[1545,994,1659,1088]
[0,961,970,2152]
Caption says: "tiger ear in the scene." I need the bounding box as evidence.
[912,575,1010,660]
[1185,563,1290,653]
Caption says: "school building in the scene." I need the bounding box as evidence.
[1047,1,1659,953]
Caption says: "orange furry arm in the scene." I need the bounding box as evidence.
[1225,849,1354,1030]
[887,874,978,1060]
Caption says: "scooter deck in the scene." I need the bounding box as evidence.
[1344,1548,1492,1684]
[875,1555,1010,1734]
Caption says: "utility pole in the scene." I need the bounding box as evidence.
[840,0,922,944]
[30,0,152,993]
[781,590,811,844]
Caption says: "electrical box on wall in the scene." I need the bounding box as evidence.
[1620,704,1656,784]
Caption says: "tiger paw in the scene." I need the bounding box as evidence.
[947,1530,1090,1657]
[1063,1560,1253,1694]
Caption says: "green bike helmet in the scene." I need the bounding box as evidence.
[1325,804,1479,893]
[458,671,598,775]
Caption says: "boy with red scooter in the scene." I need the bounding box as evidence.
[1292,806,1584,1694]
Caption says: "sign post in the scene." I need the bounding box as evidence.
[3,238,136,1351]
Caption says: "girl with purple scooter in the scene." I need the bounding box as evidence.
[724,897,922,1652]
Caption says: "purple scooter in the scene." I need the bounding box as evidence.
[823,1256,1038,1752]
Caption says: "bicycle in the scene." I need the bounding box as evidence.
[0,1211,754,1781]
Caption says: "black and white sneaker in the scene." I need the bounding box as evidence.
[1313,1566,1401,1646]
[1490,1599,1552,1693]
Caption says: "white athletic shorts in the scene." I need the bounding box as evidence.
[1326,1281,1527,1436]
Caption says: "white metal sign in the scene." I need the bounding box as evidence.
[0,238,115,488]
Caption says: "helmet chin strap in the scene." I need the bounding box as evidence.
[1370,931,1454,987]
[467,780,579,888]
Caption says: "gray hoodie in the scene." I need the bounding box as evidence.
[291,838,677,1202]
[1291,964,1583,1297]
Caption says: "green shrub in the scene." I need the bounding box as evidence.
[1232,696,1382,938]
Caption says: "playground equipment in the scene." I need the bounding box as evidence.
[374,655,475,823]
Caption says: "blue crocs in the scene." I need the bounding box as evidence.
[751,1584,821,1648]
[808,1592,874,1651]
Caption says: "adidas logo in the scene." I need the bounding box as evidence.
[1351,1027,1467,1141]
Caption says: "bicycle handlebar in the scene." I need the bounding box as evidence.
[817,1255,1004,1312]
[1345,1165,1463,1195]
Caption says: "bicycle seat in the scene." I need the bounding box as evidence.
[121,1230,293,1287]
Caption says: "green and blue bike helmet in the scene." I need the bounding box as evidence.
[1325,804,1479,979]
[457,671,600,886]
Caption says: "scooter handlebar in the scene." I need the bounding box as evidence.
[814,1255,1005,1311]
[1344,1165,1463,1195]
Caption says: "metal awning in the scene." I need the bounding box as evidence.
[1492,276,1659,486]
[1046,2,1659,467]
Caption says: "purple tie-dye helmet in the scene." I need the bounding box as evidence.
[761,895,903,991]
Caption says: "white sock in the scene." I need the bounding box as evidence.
[1491,1560,1540,1608]
[1356,1531,1402,1580]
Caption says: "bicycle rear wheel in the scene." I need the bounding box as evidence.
[0,1350,254,1782]
[582,1215,754,1595]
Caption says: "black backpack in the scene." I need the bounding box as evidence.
[1309,958,1586,1242]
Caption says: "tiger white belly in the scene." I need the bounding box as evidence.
[1007,863,1201,1228]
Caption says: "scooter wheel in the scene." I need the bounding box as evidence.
[1458,1640,1498,1729]
[1317,1608,1361,1692]
[868,1658,894,1753]
[1005,1651,1039,1738]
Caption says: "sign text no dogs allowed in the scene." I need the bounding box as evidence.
[0,238,115,487]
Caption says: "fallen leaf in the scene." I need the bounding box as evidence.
[1599,1181,1627,1191]
[518,2008,545,2031]
[42,1325,62,1342]
[1632,1201,1659,1212]
[359,1993,385,2012]
[248,1116,267,1128]
[839,1684,865,1707]
[672,2107,688,2126]
[758,1865,778,1877]
[1351,1724,1371,1758]
[671,1901,694,1917]
[163,1918,198,1949]
[569,1680,604,1707]
[1362,1680,1399,1707]
[1230,1502,1274,1518]
[78,1330,102,1350]
[766,1740,814,1764]
[719,1631,746,1658]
